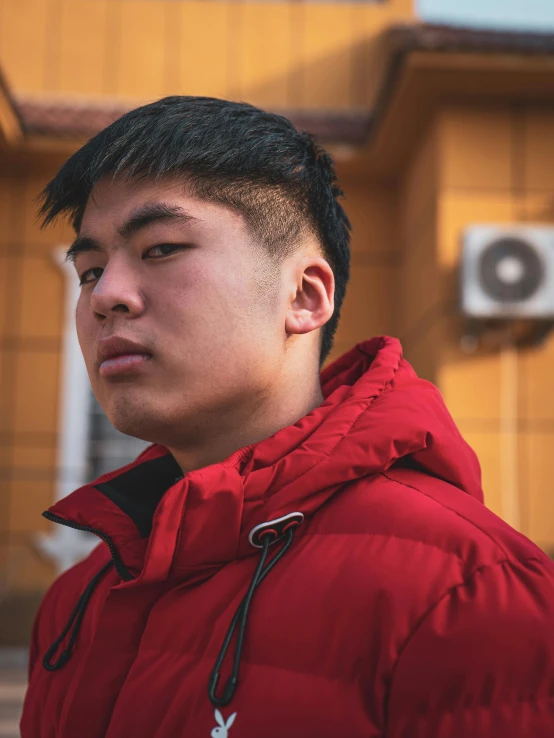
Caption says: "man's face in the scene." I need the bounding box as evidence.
[73,176,289,449]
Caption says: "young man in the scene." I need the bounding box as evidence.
[21,97,554,738]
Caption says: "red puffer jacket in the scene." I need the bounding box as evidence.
[21,336,554,737]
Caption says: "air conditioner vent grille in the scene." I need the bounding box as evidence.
[462,225,554,319]
[479,237,544,303]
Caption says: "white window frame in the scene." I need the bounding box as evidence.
[34,248,98,574]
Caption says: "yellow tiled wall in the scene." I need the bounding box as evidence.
[394,121,441,382]
[0,165,73,608]
[0,0,413,109]
[395,103,554,551]
[327,178,398,361]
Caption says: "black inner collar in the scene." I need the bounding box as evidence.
[95,453,184,537]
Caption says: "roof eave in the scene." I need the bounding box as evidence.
[0,71,22,146]
[360,40,554,178]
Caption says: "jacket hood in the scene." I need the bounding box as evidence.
[45,336,482,585]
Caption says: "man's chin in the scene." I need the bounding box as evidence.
[102,395,162,443]
[109,416,155,443]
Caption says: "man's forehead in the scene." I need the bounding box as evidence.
[80,174,243,232]
[83,174,186,216]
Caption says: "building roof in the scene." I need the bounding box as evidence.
[386,22,554,57]
[15,98,372,144]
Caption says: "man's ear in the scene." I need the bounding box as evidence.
[285,256,334,337]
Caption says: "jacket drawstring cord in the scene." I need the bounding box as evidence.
[208,519,300,707]
[43,560,115,672]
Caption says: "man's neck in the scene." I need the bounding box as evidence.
[168,380,325,478]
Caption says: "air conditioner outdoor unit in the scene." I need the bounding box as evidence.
[461,225,554,319]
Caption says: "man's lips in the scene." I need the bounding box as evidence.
[98,353,152,378]
[97,336,153,377]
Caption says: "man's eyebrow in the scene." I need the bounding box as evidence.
[65,236,103,264]
[65,202,200,263]
[116,202,199,240]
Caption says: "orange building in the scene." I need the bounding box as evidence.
[1,0,554,644]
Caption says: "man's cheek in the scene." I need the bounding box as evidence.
[76,317,96,366]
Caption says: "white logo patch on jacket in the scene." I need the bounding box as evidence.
[211,708,237,737]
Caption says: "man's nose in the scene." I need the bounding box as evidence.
[89,261,145,318]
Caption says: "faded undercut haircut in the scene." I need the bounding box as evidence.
[38,96,351,367]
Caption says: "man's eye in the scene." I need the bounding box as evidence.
[146,244,183,258]
[79,267,103,286]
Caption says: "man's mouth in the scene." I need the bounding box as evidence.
[97,335,154,377]
[99,353,152,377]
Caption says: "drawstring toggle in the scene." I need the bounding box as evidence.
[248,512,304,548]
[208,511,304,707]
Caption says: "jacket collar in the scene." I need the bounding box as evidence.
[44,336,482,586]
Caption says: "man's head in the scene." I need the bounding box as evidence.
[39,97,351,454]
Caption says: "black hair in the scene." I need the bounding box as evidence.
[39,96,351,367]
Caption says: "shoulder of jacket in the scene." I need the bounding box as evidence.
[376,467,547,566]
[308,467,546,580]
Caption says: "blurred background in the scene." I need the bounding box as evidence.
[2,0,554,732]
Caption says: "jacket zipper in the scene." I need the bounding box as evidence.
[42,510,135,582]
